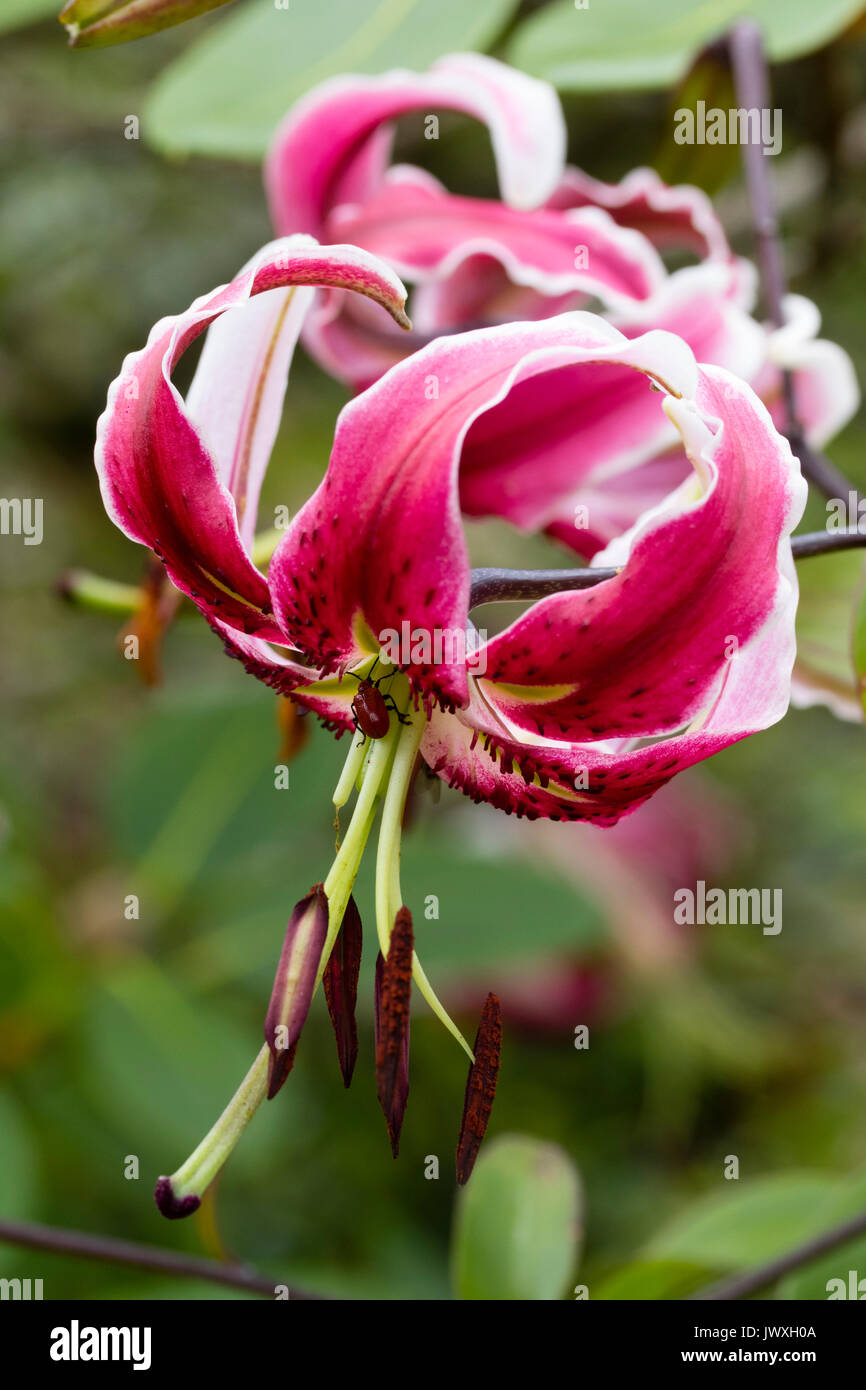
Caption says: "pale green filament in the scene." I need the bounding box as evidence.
[332,728,369,808]
[166,1044,269,1204]
[375,707,474,1063]
[319,724,400,980]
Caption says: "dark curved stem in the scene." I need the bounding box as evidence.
[469,528,866,607]
[689,1207,866,1301]
[470,564,618,607]
[0,1218,325,1301]
[728,21,861,507]
[789,527,866,559]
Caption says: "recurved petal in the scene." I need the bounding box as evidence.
[265,52,566,236]
[329,178,666,304]
[421,575,798,826]
[214,621,358,734]
[184,255,311,551]
[753,294,860,449]
[422,368,806,822]
[95,238,409,640]
[460,260,764,537]
[476,365,806,743]
[547,165,731,262]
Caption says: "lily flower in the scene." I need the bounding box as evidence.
[265,54,857,555]
[96,269,804,1210]
[265,52,675,390]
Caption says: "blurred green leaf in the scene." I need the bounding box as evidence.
[452,1134,582,1300]
[175,829,605,993]
[794,549,865,722]
[0,0,58,36]
[61,0,236,50]
[646,1172,840,1269]
[653,46,738,193]
[144,0,517,159]
[778,1166,866,1299]
[595,1258,709,1300]
[850,569,866,716]
[81,958,303,1161]
[0,1090,38,1216]
[506,0,866,92]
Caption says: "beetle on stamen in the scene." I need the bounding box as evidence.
[350,657,412,741]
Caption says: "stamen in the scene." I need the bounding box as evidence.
[322,895,362,1087]
[456,993,502,1185]
[375,907,414,1156]
[332,728,368,808]
[154,728,401,1220]
[375,707,475,1063]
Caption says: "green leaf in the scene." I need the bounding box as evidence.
[82,958,305,1161]
[778,1166,866,1300]
[595,1259,710,1300]
[61,0,236,50]
[0,0,59,37]
[452,1134,582,1300]
[645,1172,840,1269]
[145,0,517,160]
[0,1091,38,1216]
[506,0,866,93]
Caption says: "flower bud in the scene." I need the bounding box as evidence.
[264,884,328,1100]
[59,0,236,49]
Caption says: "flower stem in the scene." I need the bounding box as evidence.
[0,1217,326,1299]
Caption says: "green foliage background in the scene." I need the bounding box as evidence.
[1,1,866,1299]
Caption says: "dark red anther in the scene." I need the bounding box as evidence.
[456,993,502,1185]
[375,907,414,1157]
[322,895,362,1087]
[352,677,391,739]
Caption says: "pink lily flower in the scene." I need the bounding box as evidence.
[96,268,805,1206]
[265,52,672,390]
[151,314,804,826]
[265,53,857,555]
